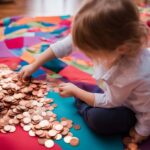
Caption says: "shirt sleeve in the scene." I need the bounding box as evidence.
[50,34,73,58]
[94,80,133,108]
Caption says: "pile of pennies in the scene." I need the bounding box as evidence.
[0,64,80,148]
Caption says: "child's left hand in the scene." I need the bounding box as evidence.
[58,83,79,97]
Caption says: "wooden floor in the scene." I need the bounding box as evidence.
[0,0,82,19]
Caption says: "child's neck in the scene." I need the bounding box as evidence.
[102,55,120,70]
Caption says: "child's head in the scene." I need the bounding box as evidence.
[72,0,149,61]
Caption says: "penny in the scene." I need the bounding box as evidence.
[38,138,46,145]
[23,117,31,124]
[64,136,72,143]
[37,102,43,107]
[23,125,31,131]
[74,124,81,130]
[39,120,49,128]
[46,111,53,116]
[9,126,16,132]
[13,119,19,125]
[48,129,57,137]
[52,103,57,108]
[70,137,79,146]
[67,132,73,137]
[29,130,35,136]
[35,130,43,136]
[61,121,68,127]
[1,129,7,133]
[55,134,62,140]
[4,125,11,132]
[32,115,40,122]
[41,112,47,117]
[17,114,23,120]
[54,124,63,131]
[23,112,30,117]
[44,139,54,148]
[61,117,67,121]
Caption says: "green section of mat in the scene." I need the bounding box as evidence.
[48,91,123,150]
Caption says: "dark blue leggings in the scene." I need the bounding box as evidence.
[74,82,137,135]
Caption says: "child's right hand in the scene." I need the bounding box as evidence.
[18,64,37,79]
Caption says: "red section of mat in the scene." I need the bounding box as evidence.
[0,57,21,70]
[0,126,62,150]
[5,37,24,49]
[59,65,96,85]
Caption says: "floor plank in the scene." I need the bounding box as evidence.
[0,0,82,19]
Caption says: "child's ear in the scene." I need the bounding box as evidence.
[116,44,129,55]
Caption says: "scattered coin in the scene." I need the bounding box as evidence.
[29,130,36,136]
[38,138,46,145]
[48,129,57,137]
[64,136,72,143]
[55,134,62,140]
[70,137,79,146]
[54,124,63,131]
[74,124,81,130]
[4,125,11,132]
[44,139,54,148]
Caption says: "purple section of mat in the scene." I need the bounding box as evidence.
[140,138,150,150]
[0,41,9,50]
[24,37,41,47]
[0,42,17,57]
[71,50,91,61]
[11,16,22,22]
[73,81,103,93]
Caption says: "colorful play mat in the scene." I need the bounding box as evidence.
[0,5,150,150]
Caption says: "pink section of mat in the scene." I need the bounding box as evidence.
[0,126,62,150]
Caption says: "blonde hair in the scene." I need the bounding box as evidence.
[72,0,149,58]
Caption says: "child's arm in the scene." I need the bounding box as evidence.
[19,35,73,79]
[59,81,131,108]
[19,47,56,78]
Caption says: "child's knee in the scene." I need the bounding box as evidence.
[85,108,111,134]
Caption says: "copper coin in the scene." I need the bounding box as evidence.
[74,124,81,130]
[38,138,47,145]
[70,137,79,146]
[44,139,54,148]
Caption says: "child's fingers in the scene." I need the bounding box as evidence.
[59,83,66,87]
[58,86,65,91]
[18,70,24,78]
[59,91,66,97]
[22,72,29,79]
[59,82,70,87]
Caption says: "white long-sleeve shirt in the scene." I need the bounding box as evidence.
[50,35,150,136]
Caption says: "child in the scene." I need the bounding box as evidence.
[19,0,150,144]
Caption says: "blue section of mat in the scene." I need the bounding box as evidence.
[47,91,123,150]
[43,58,67,73]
